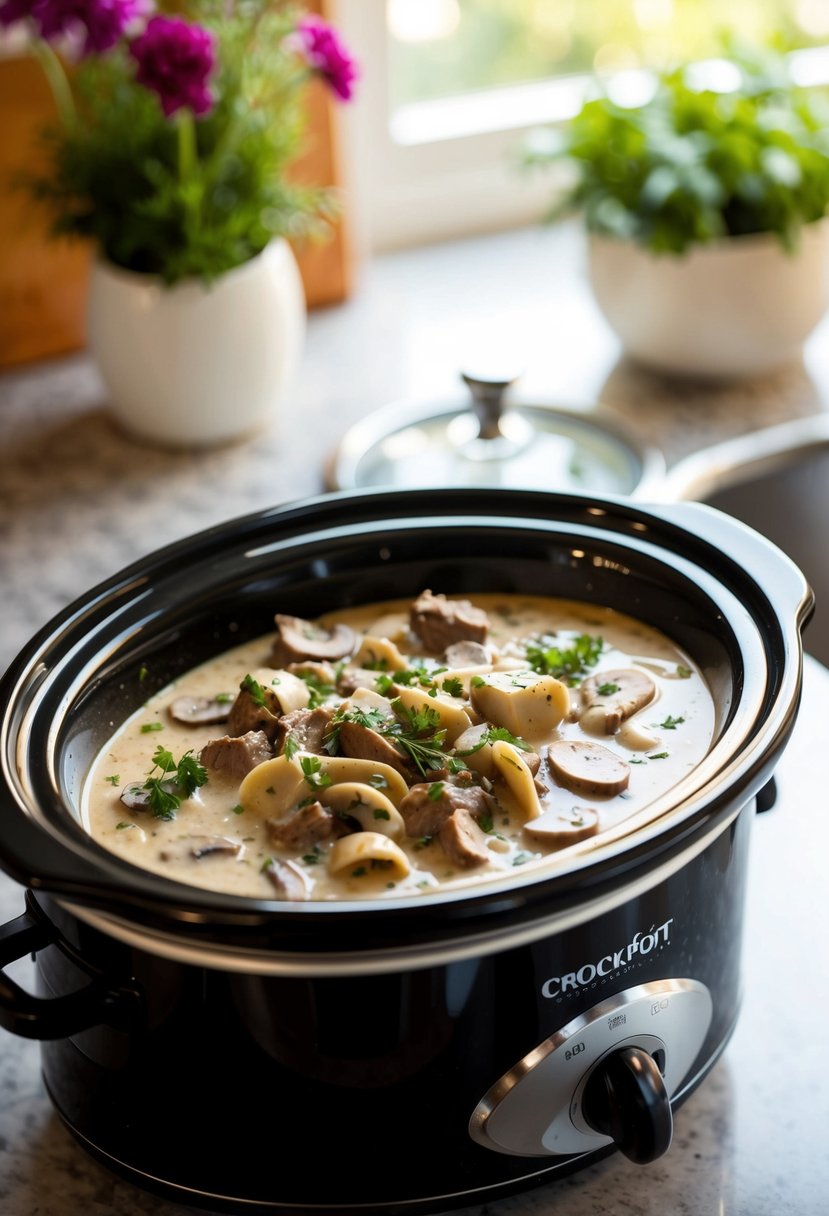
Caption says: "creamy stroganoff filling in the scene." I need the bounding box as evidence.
[82,593,715,900]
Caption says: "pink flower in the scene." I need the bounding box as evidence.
[129,14,216,117]
[296,14,358,101]
[0,0,33,28]
[0,0,146,52]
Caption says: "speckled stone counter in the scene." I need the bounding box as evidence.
[1,224,828,1215]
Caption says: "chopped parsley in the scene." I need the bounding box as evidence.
[386,700,449,775]
[138,665,149,683]
[284,735,300,760]
[470,675,486,688]
[525,633,604,684]
[512,852,532,866]
[676,665,693,679]
[658,715,685,730]
[141,746,208,820]
[373,807,391,820]
[649,751,669,760]
[427,781,445,801]
[115,821,133,831]
[441,677,464,697]
[477,810,494,834]
[295,669,337,708]
[241,673,267,707]
[230,804,245,815]
[300,754,332,791]
[104,774,120,786]
[597,682,620,696]
[302,846,322,865]
[140,722,163,734]
[215,692,234,705]
[456,725,531,756]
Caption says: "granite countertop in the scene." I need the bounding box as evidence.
[1,223,828,1215]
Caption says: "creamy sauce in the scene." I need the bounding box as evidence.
[82,594,715,900]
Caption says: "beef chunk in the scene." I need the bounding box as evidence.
[400,778,496,839]
[227,684,282,742]
[200,730,272,778]
[267,800,336,851]
[274,706,336,757]
[337,719,412,776]
[439,812,490,868]
[410,591,489,653]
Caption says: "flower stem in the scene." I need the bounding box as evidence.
[32,41,76,130]
[177,110,201,245]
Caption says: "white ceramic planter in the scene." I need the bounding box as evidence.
[587,221,829,378]
[87,239,306,448]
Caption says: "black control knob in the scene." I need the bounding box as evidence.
[581,1045,673,1164]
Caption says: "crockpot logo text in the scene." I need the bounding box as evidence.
[540,919,674,999]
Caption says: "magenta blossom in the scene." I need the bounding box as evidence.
[296,14,358,102]
[130,14,216,118]
[0,0,32,28]
[0,0,146,52]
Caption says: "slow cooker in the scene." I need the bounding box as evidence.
[0,488,812,1214]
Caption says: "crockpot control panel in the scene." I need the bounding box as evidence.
[469,978,712,1159]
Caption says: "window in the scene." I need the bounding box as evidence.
[336,0,829,251]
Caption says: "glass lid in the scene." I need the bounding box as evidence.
[327,371,665,497]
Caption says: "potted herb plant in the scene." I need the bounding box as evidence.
[0,0,357,445]
[528,45,829,378]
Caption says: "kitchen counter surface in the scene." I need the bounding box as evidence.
[1,223,828,1215]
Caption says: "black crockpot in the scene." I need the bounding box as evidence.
[0,488,812,1213]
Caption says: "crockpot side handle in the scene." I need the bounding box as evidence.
[0,906,141,1041]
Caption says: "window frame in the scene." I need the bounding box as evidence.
[335,0,829,252]
[336,0,581,251]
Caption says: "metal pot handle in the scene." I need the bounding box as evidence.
[0,904,141,1041]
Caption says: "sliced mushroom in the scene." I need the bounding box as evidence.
[158,835,242,862]
[120,780,175,812]
[579,669,656,735]
[547,741,630,798]
[270,614,357,666]
[168,695,231,726]
[523,806,600,848]
[444,640,492,668]
[470,671,569,740]
[454,723,540,780]
[263,857,311,900]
